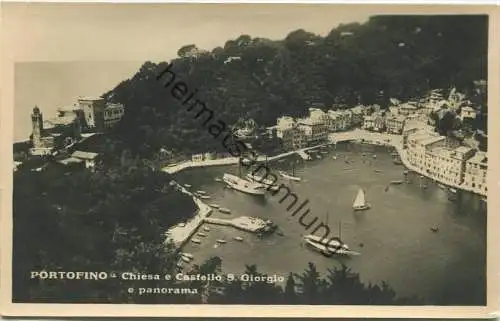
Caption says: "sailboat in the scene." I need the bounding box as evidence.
[279,162,301,182]
[352,188,371,211]
[303,214,359,256]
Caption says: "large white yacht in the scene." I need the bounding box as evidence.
[223,173,266,196]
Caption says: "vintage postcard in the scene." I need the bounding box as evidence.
[1,2,498,318]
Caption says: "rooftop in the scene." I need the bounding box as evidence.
[77,96,104,101]
[298,117,322,126]
[468,151,488,164]
[420,136,446,146]
[454,146,473,154]
[58,157,84,165]
[72,150,99,160]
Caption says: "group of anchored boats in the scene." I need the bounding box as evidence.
[214,152,370,258]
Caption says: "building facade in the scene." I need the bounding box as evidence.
[298,118,328,146]
[78,97,106,131]
[463,151,488,195]
[281,126,306,151]
[104,103,125,129]
[424,145,474,186]
[363,115,375,130]
[385,114,405,134]
[276,116,295,139]
[460,106,477,120]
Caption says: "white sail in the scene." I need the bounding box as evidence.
[353,189,365,207]
[352,188,370,210]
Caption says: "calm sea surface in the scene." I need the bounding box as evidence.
[174,142,487,305]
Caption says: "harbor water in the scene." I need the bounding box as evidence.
[174,142,487,305]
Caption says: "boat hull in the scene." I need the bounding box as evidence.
[353,203,371,211]
[223,174,266,196]
[278,171,301,182]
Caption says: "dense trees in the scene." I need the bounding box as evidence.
[12,159,196,303]
[102,15,487,159]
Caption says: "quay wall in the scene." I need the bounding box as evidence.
[162,144,329,174]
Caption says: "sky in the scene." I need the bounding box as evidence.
[5,3,376,141]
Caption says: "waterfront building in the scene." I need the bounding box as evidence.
[192,154,204,162]
[327,109,352,131]
[363,115,375,131]
[424,145,475,186]
[276,116,295,139]
[281,125,306,151]
[372,112,386,132]
[103,103,125,129]
[385,114,406,134]
[349,105,365,126]
[463,151,488,195]
[406,132,446,173]
[297,117,328,146]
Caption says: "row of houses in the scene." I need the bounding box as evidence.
[403,125,487,196]
[275,106,372,150]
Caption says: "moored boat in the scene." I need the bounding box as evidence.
[216,239,227,244]
[279,171,301,181]
[181,252,194,259]
[246,172,278,189]
[197,232,207,237]
[184,184,192,188]
[234,236,243,241]
[219,207,231,214]
[209,203,220,209]
[203,226,211,232]
[223,173,266,196]
[191,238,202,244]
[304,239,334,257]
[390,180,404,185]
[304,234,349,251]
[200,195,211,200]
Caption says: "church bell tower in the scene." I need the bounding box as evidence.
[31,105,43,148]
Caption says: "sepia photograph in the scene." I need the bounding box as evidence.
[1,2,498,318]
